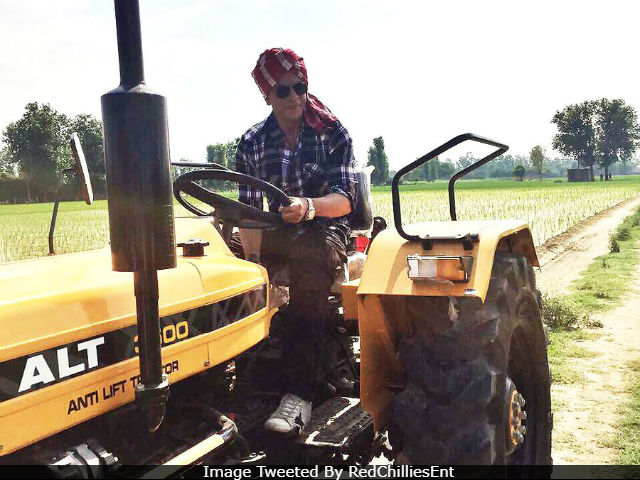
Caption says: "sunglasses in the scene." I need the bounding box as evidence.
[275,82,308,99]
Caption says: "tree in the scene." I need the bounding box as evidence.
[0,148,16,176]
[225,137,240,168]
[204,143,228,190]
[513,165,525,181]
[456,152,475,170]
[2,102,70,201]
[552,101,597,180]
[402,157,456,182]
[456,153,488,179]
[478,154,513,179]
[206,143,226,167]
[436,159,456,179]
[544,156,576,177]
[594,98,640,180]
[418,157,438,181]
[367,136,389,185]
[530,145,545,180]
[205,139,239,190]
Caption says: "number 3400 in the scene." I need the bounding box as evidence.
[134,321,190,353]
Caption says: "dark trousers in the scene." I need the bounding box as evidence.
[231,225,346,403]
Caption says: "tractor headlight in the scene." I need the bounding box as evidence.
[407,255,474,283]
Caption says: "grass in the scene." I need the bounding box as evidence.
[0,198,213,263]
[542,294,594,331]
[610,207,640,253]
[615,359,640,465]
[0,200,111,262]
[2,176,640,263]
[545,206,640,389]
[375,176,640,246]
[542,207,640,331]
[570,227,640,313]
[547,330,600,385]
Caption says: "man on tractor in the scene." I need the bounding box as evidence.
[232,48,358,436]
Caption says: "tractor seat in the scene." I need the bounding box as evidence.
[348,168,373,232]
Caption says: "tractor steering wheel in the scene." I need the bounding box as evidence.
[173,169,291,230]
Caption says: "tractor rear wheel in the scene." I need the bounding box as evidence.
[390,253,552,465]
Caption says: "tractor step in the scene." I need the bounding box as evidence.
[296,397,372,448]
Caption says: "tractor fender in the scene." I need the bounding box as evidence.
[349,220,539,431]
[356,219,538,302]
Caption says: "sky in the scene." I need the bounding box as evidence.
[1,0,640,170]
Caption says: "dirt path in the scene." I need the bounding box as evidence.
[531,194,640,465]
[537,195,640,295]
[551,266,640,465]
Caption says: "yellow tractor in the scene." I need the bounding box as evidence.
[0,1,551,475]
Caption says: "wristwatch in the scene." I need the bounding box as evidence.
[304,197,316,221]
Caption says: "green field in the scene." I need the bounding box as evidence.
[382,176,640,245]
[1,176,639,263]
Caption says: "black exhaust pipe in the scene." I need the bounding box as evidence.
[101,0,176,432]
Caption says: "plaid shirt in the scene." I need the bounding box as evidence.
[236,112,357,236]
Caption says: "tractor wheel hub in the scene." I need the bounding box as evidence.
[509,390,527,446]
[505,378,527,454]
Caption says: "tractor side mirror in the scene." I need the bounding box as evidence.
[70,132,94,205]
[49,133,95,255]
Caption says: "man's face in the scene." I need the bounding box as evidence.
[266,72,307,123]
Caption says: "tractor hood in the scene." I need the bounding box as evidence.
[0,217,268,363]
[0,217,274,456]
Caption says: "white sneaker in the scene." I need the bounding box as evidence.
[264,393,312,435]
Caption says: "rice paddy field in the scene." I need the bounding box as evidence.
[1,176,639,263]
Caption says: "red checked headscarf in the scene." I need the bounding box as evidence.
[251,48,338,133]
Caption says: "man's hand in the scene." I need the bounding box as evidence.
[280,197,309,223]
